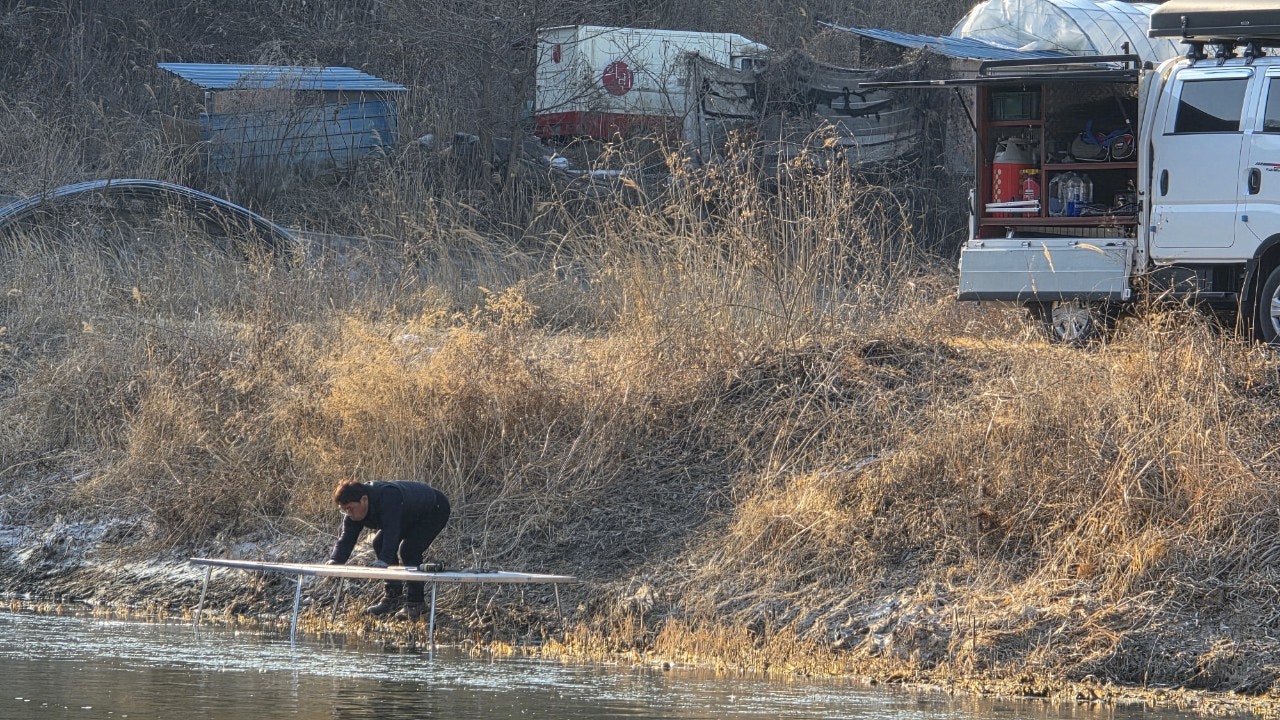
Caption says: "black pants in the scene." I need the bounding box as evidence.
[370,494,451,602]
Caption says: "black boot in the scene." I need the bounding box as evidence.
[364,594,404,616]
[395,601,427,621]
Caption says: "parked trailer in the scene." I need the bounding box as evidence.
[533,25,768,140]
[865,0,1280,344]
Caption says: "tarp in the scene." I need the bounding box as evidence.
[950,0,1182,62]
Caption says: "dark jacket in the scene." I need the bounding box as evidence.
[329,481,446,565]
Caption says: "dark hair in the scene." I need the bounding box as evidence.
[333,480,370,505]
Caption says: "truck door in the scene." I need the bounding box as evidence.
[1240,67,1280,252]
[1150,68,1252,256]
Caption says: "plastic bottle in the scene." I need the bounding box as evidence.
[1056,172,1074,216]
[1080,173,1093,207]
[1065,174,1084,217]
[1047,174,1064,216]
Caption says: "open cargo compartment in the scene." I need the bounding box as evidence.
[1150,1,1280,42]
[966,60,1141,303]
[859,56,1142,305]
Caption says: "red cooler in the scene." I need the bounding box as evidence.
[991,138,1035,217]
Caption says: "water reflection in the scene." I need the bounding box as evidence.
[0,610,1188,720]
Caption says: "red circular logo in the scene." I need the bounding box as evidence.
[602,60,633,96]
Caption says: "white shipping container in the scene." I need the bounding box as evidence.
[533,25,767,138]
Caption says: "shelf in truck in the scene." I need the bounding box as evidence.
[1043,162,1137,171]
[979,215,1137,227]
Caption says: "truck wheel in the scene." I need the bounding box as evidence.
[1029,300,1112,346]
[1257,265,1280,344]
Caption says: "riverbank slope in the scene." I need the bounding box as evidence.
[3,1,1280,708]
[3,211,1280,714]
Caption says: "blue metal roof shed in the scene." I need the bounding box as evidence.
[159,63,407,175]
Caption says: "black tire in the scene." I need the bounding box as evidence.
[1257,265,1280,344]
[1029,300,1114,346]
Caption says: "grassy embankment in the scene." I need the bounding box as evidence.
[3,127,1280,714]
[2,2,1280,713]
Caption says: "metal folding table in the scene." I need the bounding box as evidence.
[190,557,578,658]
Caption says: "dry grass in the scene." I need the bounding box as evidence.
[5,143,1280,698]
[4,1,1280,704]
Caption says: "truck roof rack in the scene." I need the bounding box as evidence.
[975,55,1139,74]
[859,69,1136,92]
[857,54,1139,91]
[1175,38,1276,64]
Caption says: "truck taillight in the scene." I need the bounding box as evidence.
[553,44,561,63]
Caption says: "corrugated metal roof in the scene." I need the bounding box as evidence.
[158,63,407,92]
[824,24,1069,61]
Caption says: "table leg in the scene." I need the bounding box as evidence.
[330,578,344,624]
[194,566,212,627]
[290,573,304,644]
[554,584,566,640]
[428,583,438,661]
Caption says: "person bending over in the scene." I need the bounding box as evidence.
[328,480,451,620]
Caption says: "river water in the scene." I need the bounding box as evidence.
[0,609,1191,720]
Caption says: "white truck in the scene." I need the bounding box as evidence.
[878,0,1280,343]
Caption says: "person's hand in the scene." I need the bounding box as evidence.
[325,559,343,566]
[370,560,389,569]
